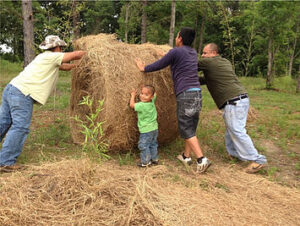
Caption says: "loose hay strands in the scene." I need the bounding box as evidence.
[0,159,299,225]
[70,34,178,151]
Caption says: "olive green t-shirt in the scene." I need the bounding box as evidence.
[134,95,158,133]
[198,56,247,109]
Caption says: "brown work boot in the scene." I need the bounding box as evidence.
[245,162,266,174]
[0,164,26,173]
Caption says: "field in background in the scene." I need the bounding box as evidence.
[0,58,299,187]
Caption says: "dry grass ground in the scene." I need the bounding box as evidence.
[1,58,299,226]
[0,159,299,226]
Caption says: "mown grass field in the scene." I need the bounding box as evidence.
[1,58,299,187]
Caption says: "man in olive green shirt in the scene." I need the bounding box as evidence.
[198,43,267,173]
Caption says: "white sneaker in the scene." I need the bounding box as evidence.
[137,162,151,167]
[196,157,211,173]
[177,154,192,166]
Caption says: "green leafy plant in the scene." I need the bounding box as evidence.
[74,96,109,160]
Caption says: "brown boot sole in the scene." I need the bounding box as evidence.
[0,165,26,173]
[245,163,266,174]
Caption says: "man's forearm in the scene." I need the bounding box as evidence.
[59,63,77,71]
[145,51,172,72]
[62,51,86,63]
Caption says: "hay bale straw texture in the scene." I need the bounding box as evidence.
[70,34,178,151]
[0,159,299,225]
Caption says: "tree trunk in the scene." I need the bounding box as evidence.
[169,0,176,47]
[72,0,80,40]
[297,64,300,93]
[197,8,206,54]
[288,25,298,77]
[125,1,130,43]
[266,35,274,89]
[22,0,35,67]
[193,13,199,49]
[244,20,255,77]
[141,0,147,44]
[220,3,235,70]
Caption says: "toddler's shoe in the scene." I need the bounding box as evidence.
[137,162,151,167]
[151,159,159,165]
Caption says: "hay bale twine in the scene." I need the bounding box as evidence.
[70,34,178,151]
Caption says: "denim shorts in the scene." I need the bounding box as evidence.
[176,90,202,139]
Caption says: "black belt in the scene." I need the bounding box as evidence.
[220,94,248,109]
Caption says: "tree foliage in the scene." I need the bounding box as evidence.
[1,0,299,84]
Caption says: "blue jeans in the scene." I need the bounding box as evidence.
[0,84,34,166]
[138,129,158,164]
[223,97,267,164]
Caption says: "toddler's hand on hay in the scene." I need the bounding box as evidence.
[130,89,137,97]
[135,58,145,72]
[130,89,137,108]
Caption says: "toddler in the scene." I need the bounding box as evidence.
[130,85,158,167]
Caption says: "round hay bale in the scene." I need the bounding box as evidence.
[70,34,178,151]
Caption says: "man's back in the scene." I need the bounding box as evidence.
[198,55,246,109]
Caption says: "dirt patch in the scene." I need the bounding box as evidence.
[262,140,282,154]
[289,143,300,154]
[0,159,299,225]
[259,139,300,187]
[247,106,259,122]
[31,109,69,130]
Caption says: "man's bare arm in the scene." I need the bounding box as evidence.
[59,63,77,71]
[62,51,86,63]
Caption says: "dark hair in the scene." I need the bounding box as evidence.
[143,85,155,96]
[179,27,195,46]
[48,46,62,52]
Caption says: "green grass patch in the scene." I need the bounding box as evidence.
[215,182,230,193]
[118,151,135,166]
[1,59,300,187]
[0,58,23,77]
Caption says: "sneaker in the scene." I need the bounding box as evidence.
[177,154,192,166]
[245,162,266,174]
[196,157,211,173]
[137,162,151,167]
[151,159,159,165]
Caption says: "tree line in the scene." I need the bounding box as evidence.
[1,0,299,91]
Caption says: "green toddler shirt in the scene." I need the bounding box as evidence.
[134,95,158,133]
